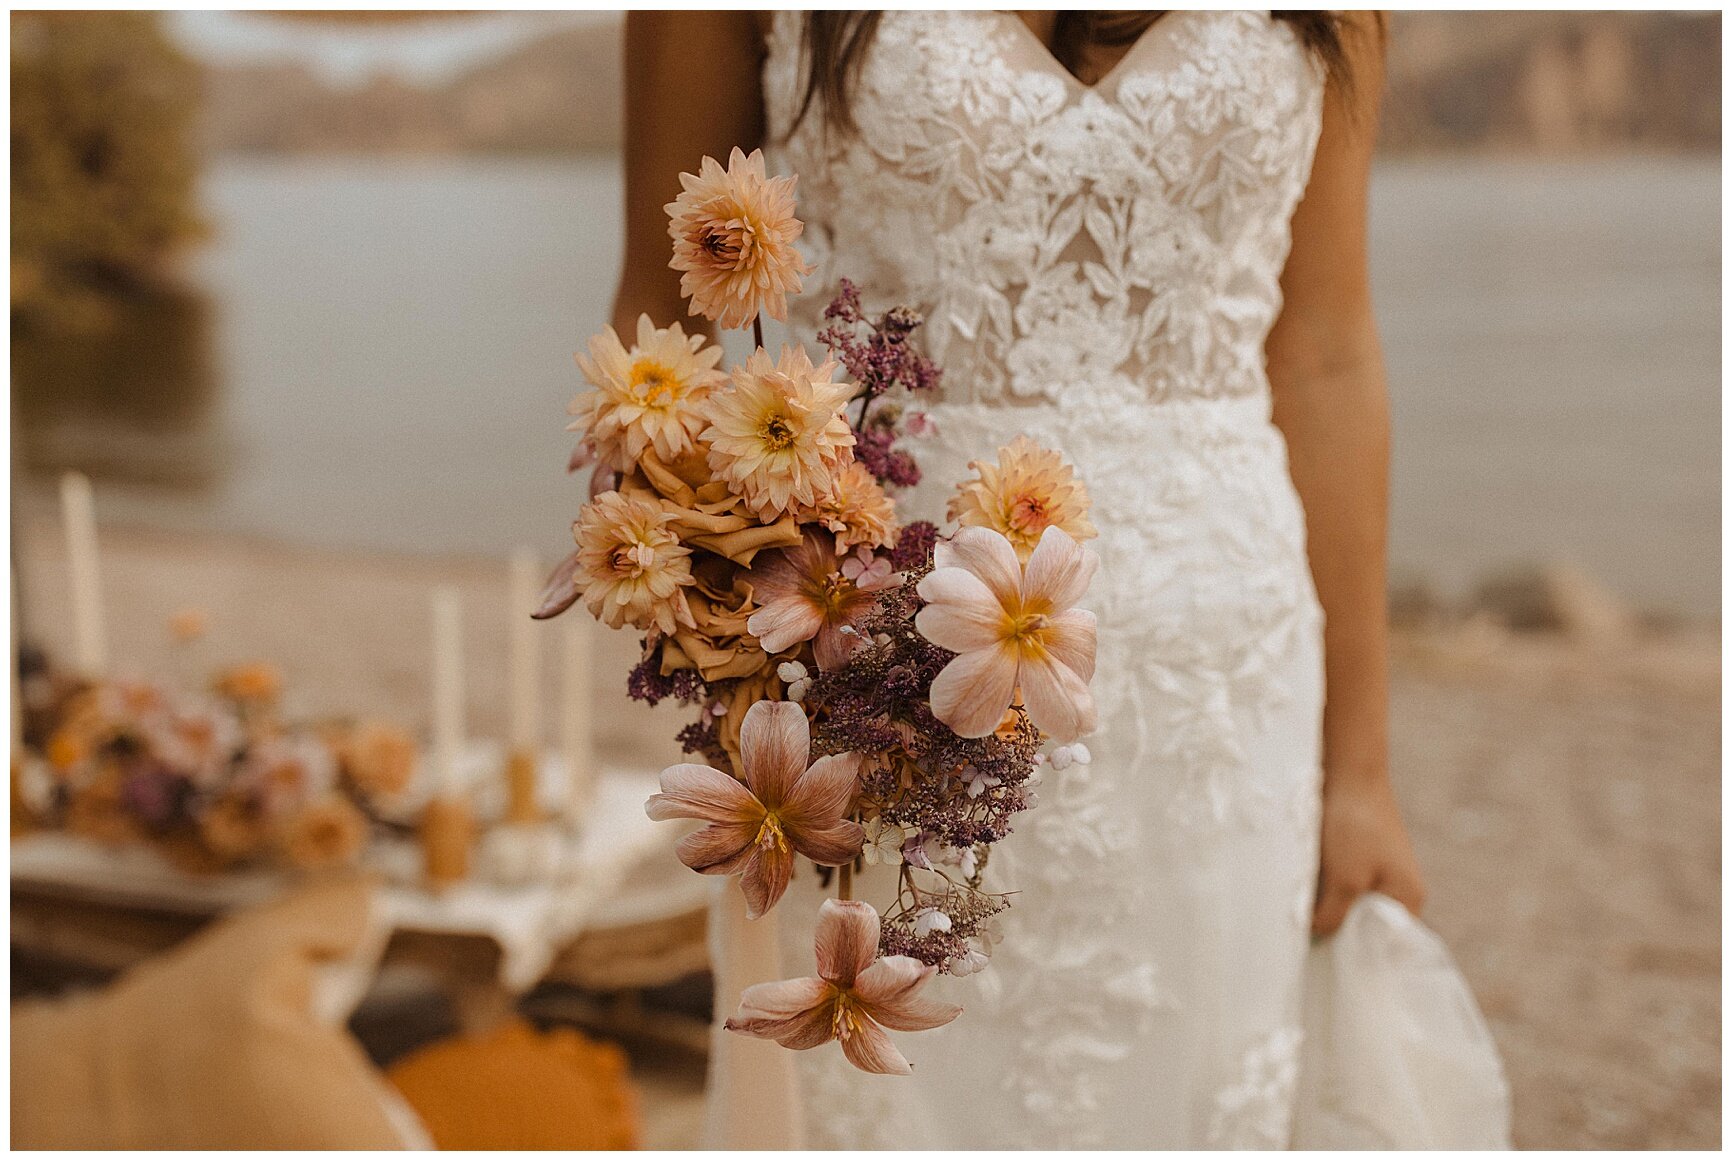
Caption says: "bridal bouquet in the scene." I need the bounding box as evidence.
[538,149,1100,1074]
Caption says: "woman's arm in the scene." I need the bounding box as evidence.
[613,11,768,334]
[1266,15,1426,937]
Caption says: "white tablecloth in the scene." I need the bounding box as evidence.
[11,750,705,993]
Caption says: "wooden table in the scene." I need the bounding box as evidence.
[11,765,711,1032]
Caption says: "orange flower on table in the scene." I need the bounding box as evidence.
[702,345,855,521]
[340,721,417,798]
[645,700,863,919]
[724,898,962,1075]
[44,728,89,775]
[167,608,207,643]
[200,792,269,861]
[916,525,1099,741]
[804,459,898,554]
[277,794,367,871]
[947,435,1098,562]
[665,147,810,330]
[747,531,899,673]
[569,315,726,471]
[213,662,283,705]
[572,491,696,635]
[64,769,138,846]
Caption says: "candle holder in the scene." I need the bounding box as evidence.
[503,747,543,825]
[11,758,37,838]
[420,794,476,889]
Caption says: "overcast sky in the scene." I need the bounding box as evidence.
[163,10,613,88]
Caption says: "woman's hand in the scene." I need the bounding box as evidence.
[1312,775,1427,936]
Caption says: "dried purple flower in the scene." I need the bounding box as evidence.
[889,521,937,572]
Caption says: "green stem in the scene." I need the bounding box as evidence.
[839,861,854,901]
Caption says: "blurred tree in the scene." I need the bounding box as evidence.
[11,12,206,335]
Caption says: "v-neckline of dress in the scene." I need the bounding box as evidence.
[998,10,1186,95]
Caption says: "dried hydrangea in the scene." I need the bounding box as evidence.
[817,280,939,490]
[802,537,1042,974]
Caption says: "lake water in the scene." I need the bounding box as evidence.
[14,154,1720,618]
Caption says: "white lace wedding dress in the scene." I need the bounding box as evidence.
[701,11,1504,1149]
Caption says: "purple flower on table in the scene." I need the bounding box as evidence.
[119,762,184,829]
[725,898,962,1074]
[645,701,864,918]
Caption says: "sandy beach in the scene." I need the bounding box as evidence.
[13,507,1720,1149]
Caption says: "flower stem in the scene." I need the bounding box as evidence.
[752,315,764,351]
[839,861,854,901]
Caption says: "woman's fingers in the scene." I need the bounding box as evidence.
[1310,875,1361,937]
[1313,860,1429,938]
[1377,864,1428,917]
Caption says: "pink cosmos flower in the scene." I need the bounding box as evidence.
[747,532,900,672]
[724,898,962,1075]
[915,525,1099,741]
[645,700,863,918]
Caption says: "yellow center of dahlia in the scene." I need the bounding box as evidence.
[611,541,657,576]
[628,359,680,404]
[754,811,789,853]
[1007,494,1050,535]
[761,413,797,451]
[699,225,743,264]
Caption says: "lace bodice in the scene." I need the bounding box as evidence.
[765,9,1323,409]
[718,12,1336,1149]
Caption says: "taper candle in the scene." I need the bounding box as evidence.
[59,472,106,677]
[431,586,465,798]
[507,547,541,753]
[560,615,595,818]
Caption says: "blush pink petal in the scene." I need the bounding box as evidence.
[792,820,867,867]
[855,957,964,1032]
[780,752,862,829]
[916,564,1000,613]
[1017,654,1097,742]
[725,977,835,1048]
[764,1003,842,1051]
[839,1019,912,1075]
[914,572,1007,654]
[747,598,825,655]
[740,846,794,920]
[1021,526,1099,610]
[732,975,829,1020]
[914,601,1003,655]
[929,642,1020,739]
[867,993,965,1033]
[739,700,809,806]
[675,821,758,874]
[646,763,760,823]
[851,955,932,1006]
[814,898,880,988]
[933,527,1023,604]
[1044,608,1098,683]
[812,621,858,672]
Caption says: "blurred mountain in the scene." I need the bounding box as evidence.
[196,12,1717,156]
[1382,11,1720,153]
[199,17,620,153]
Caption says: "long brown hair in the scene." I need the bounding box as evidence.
[793,12,1363,136]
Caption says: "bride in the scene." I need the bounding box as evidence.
[614,10,1453,1149]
